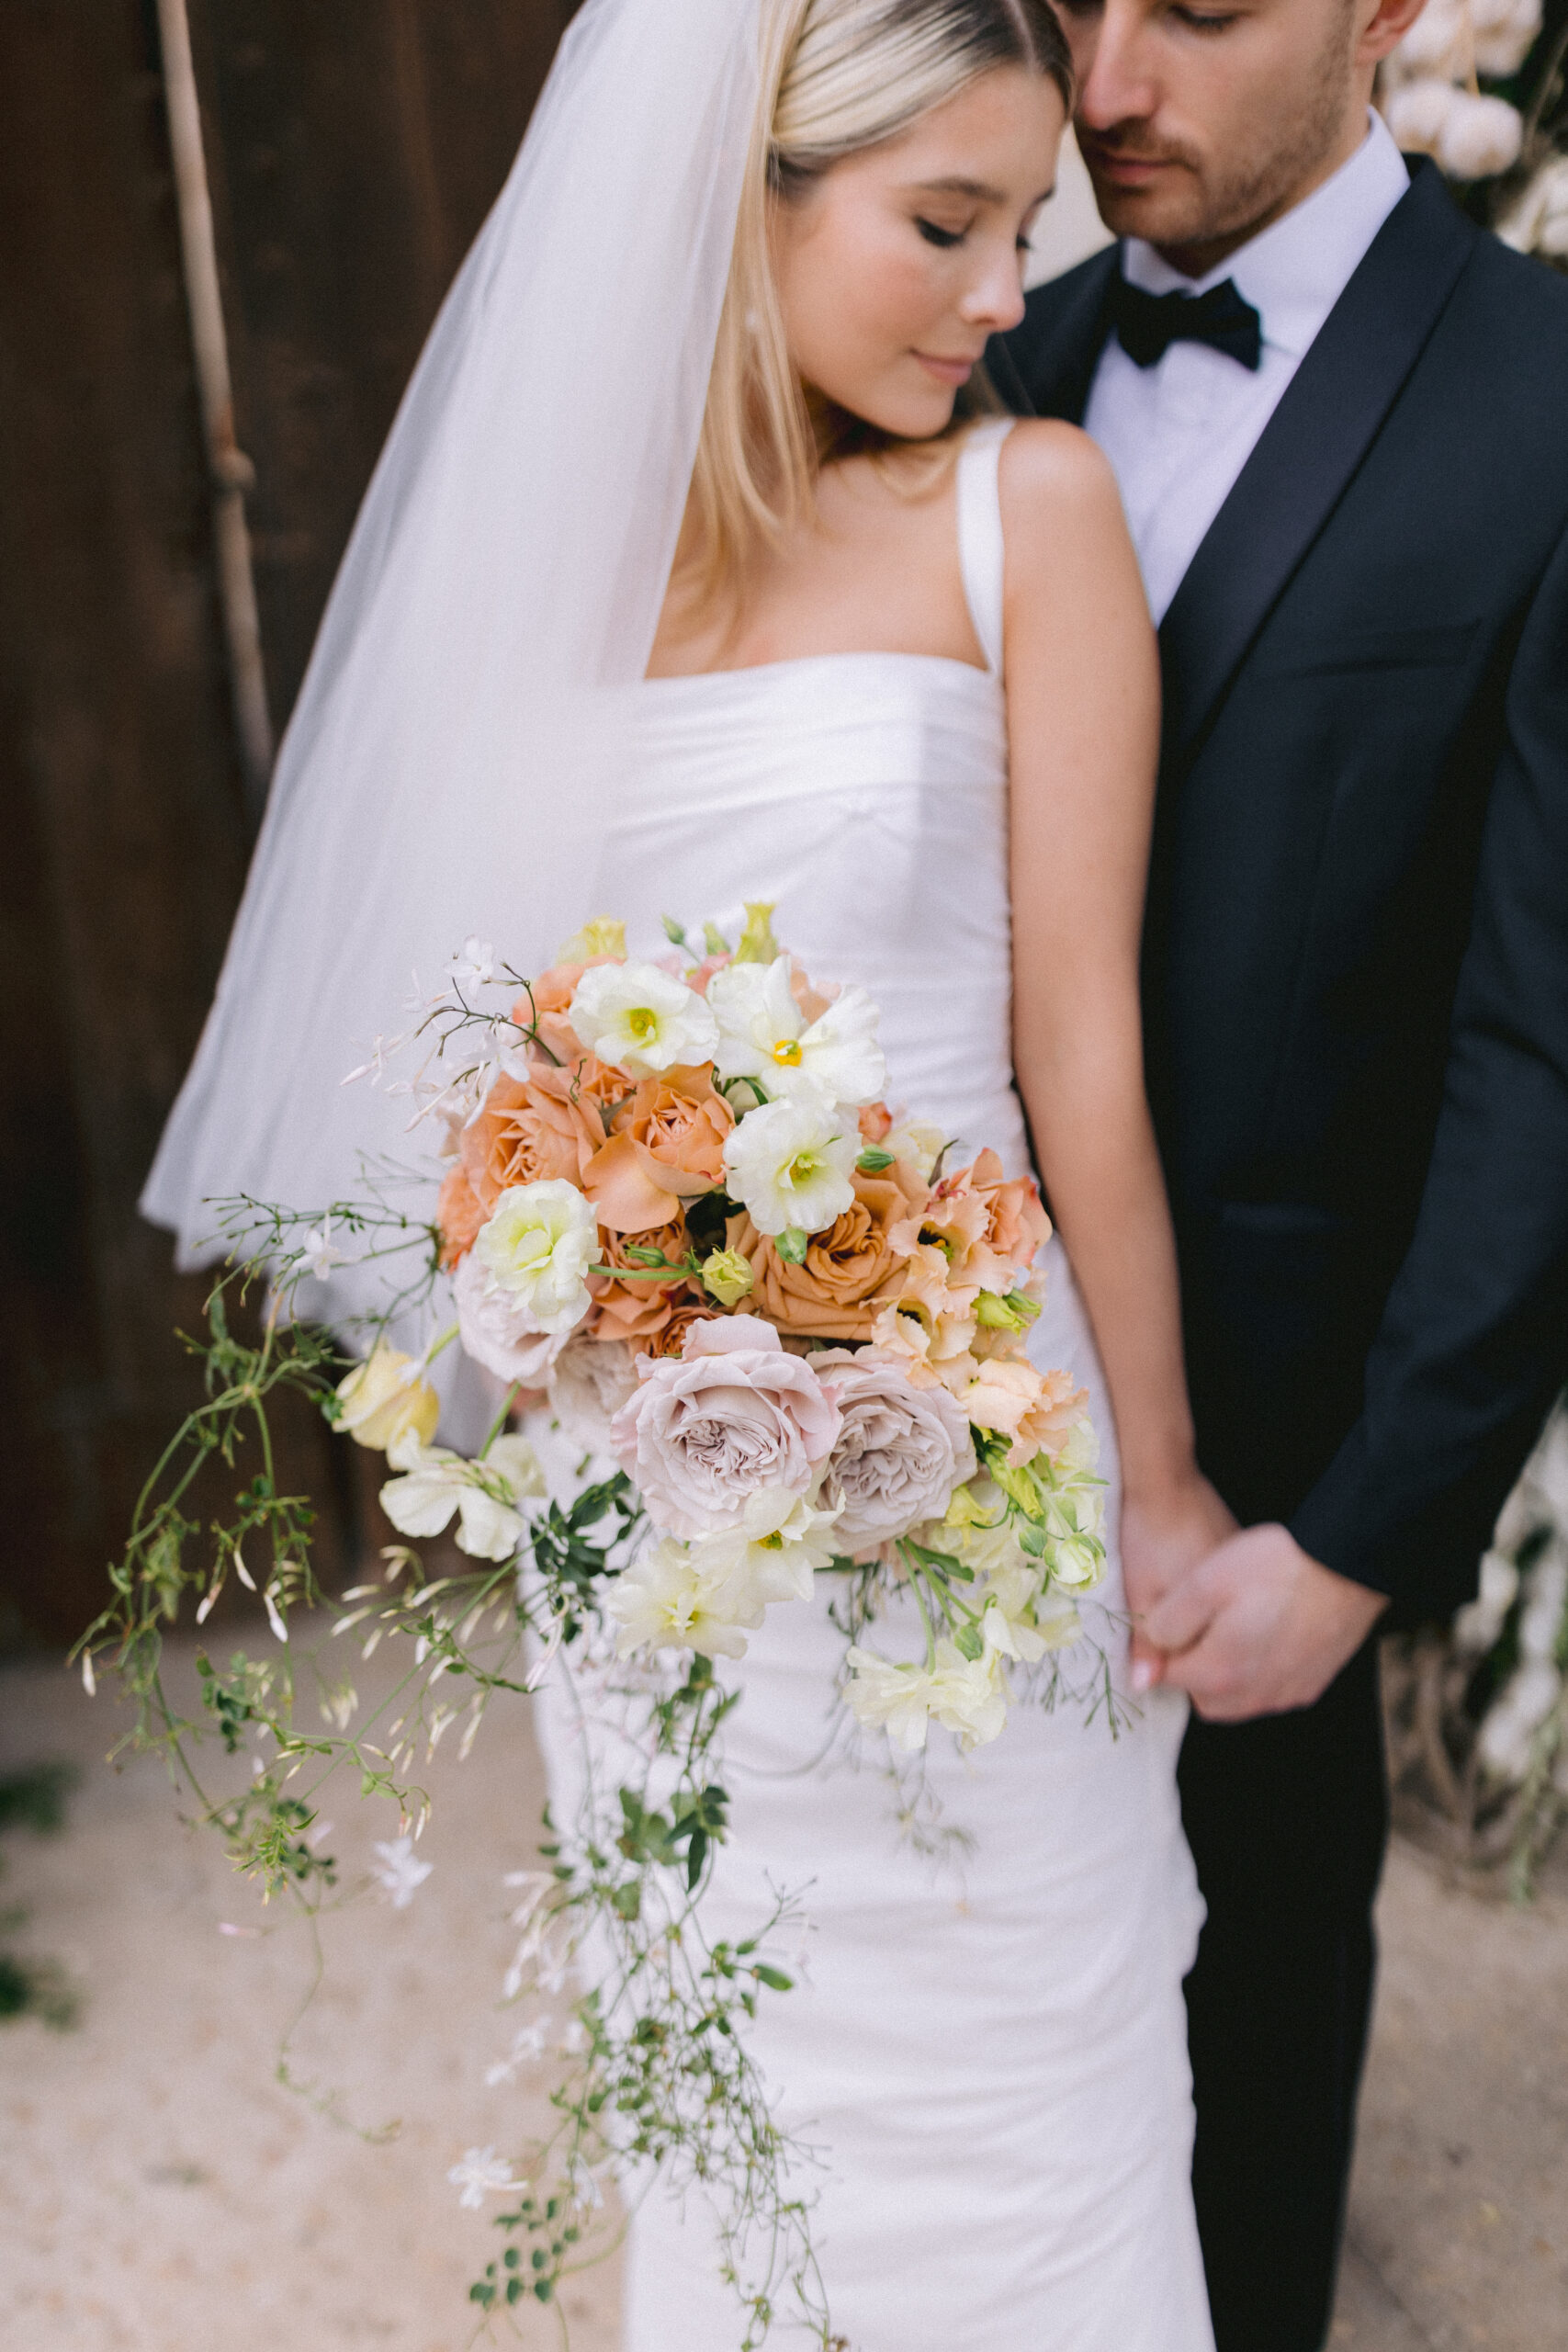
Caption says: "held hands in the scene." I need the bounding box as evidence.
[1133,1520,1390,1722]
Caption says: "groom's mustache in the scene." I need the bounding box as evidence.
[1077,126,1201,175]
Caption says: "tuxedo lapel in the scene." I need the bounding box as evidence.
[1158,162,1478,770]
[990,246,1119,423]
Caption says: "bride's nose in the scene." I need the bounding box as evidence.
[958,242,1027,336]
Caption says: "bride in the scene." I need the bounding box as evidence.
[147,0,1224,2344]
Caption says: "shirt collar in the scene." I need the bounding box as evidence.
[1121,110,1412,358]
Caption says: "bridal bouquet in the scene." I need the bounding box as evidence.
[82,901,1108,2342]
[389,903,1105,1740]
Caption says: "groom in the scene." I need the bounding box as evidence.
[988,0,1568,2344]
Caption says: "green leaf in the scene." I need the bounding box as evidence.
[953,1622,985,1663]
[612,1880,642,1921]
[753,1964,794,1993]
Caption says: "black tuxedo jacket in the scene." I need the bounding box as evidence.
[990,162,1568,1622]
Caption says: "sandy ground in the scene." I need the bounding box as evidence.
[1,1634,1563,2352]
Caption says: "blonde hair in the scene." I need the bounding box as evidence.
[679,0,1071,612]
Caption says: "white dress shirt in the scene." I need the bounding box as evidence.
[1082,111,1411,622]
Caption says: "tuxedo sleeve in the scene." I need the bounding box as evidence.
[1290,521,1568,1623]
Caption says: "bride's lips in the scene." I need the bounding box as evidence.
[914,351,979,387]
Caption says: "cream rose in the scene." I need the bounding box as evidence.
[609,1315,841,1538]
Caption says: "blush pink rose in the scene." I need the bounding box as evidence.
[812,1349,976,1557]
[609,1314,842,1538]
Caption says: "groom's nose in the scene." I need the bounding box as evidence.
[1073,0,1162,134]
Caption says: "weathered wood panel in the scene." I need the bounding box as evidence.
[0,2,574,1645]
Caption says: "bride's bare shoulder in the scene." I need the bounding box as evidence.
[997,417,1124,535]
[997,418,1142,610]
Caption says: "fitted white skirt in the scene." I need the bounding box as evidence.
[527,1246,1213,2351]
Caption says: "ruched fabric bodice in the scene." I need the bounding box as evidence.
[594,648,1021,1169]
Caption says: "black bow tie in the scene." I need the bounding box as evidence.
[1110,274,1263,371]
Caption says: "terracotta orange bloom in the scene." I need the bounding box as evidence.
[727,1160,928,1340]
[587,1215,699,1349]
[584,1066,735,1235]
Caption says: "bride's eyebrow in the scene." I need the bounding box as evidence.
[905,174,1006,202]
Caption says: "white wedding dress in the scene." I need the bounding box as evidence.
[533,420,1213,2351]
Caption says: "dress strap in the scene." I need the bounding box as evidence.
[956,416,1016,682]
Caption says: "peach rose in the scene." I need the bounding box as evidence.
[435,1159,487,1270]
[637,1300,726,1360]
[586,1215,697,1349]
[727,1160,928,1341]
[954,1357,1088,1466]
[858,1102,893,1146]
[584,1067,734,1235]
[959,1148,1052,1280]
[868,1295,980,1394]
[514,952,623,1067]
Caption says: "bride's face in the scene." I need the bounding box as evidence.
[771,66,1066,442]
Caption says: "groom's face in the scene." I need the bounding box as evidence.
[1057,0,1416,272]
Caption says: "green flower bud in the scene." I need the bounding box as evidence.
[700,1248,756,1308]
[734,900,782,965]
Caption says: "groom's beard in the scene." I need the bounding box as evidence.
[1077,26,1357,272]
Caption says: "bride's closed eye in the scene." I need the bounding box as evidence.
[916,217,971,247]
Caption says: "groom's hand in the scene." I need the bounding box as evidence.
[1140,1523,1388,1721]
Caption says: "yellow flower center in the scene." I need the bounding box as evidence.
[759,1532,784,1551]
[772,1037,804,1066]
[785,1149,821,1188]
[626,1007,659,1045]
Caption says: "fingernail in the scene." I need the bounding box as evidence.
[1130,1658,1156,1695]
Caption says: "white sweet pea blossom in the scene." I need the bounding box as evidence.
[569,959,719,1076]
[371,1834,434,1909]
[472,1181,598,1334]
[379,1433,545,1562]
[722,1087,859,1237]
[844,1640,1010,1755]
[605,1539,763,1660]
[447,2146,517,2210]
[691,1487,843,1609]
[707,955,886,1105]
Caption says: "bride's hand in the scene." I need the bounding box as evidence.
[1120,1468,1238,1694]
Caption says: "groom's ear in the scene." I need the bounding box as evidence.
[1354,0,1430,68]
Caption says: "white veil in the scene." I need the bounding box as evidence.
[142,0,762,1268]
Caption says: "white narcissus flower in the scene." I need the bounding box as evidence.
[707,955,886,1106]
[568,959,719,1077]
[844,1640,1010,1755]
[690,1487,844,1608]
[604,1539,762,1659]
[722,1088,859,1237]
[379,1432,545,1561]
[447,2146,516,2211]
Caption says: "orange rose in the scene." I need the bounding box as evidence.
[858,1102,893,1145]
[586,1216,698,1348]
[513,953,623,1067]
[727,1160,929,1340]
[584,1067,734,1235]
[637,1300,726,1360]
